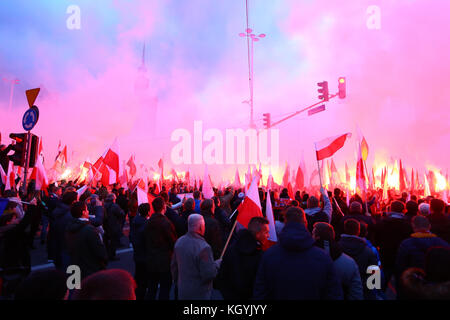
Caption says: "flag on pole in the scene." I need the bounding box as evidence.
[330,158,341,186]
[103,139,120,180]
[315,133,352,161]
[237,175,263,228]
[127,155,137,177]
[282,162,290,187]
[5,161,15,191]
[234,168,241,188]
[356,141,366,193]
[399,159,406,191]
[202,165,214,199]
[265,183,277,242]
[295,164,304,191]
[30,156,48,191]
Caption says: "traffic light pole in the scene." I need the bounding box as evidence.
[22,131,32,196]
[266,93,338,130]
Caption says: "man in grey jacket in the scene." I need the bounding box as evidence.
[171,214,222,300]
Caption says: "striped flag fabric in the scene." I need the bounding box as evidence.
[237,175,263,228]
[315,133,352,161]
[265,182,277,242]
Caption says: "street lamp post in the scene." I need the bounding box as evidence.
[239,29,265,129]
[2,78,20,111]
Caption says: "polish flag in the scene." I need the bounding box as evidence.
[315,133,352,161]
[103,139,120,179]
[295,164,304,191]
[30,156,48,191]
[76,185,88,199]
[127,155,137,177]
[287,182,294,200]
[234,168,241,188]
[237,175,263,228]
[399,159,407,191]
[100,164,116,186]
[137,179,152,206]
[202,165,214,199]
[5,161,15,191]
[265,179,277,242]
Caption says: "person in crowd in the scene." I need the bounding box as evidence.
[103,193,125,261]
[41,184,61,245]
[253,207,343,300]
[49,190,77,271]
[193,190,202,213]
[338,219,378,299]
[405,201,419,221]
[312,222,363,300]
[219,187,234,216]
[216,217,269,300]
[171,214,222,300]
[418,202,430,217]
[130,203,150,300]
[428,199,450,243]
[373,200,413,290]
[160,191,186,237]
[65,202,108,279]
[14,269,68,300]
[400,246,450,299]
[180,198,196,224]
[212,196,231,244]
[72,269,136,300]
[395,215,449,298]
[338,201,374,241]
[143,197,177,300]
[199,199,224,260]
[304,187,332,232]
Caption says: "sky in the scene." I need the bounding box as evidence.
[0,0,449,182]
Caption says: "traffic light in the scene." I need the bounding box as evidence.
[28,135,39,168]
[8,133,27,167]
[317,81,329,101]
[338,77,346,99]
[263,113,271,129]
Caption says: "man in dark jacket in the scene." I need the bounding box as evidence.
[49,191,77,271]
[338,201,374,241]
[200,199,224,260]
[41,185,61,245]
[216,217,269,300]
[130,203,150,299]
[143,197,177,300]
[103,193,125,261]
[373,200,413,290]
[428,199,450,243]
[338,218,378,299]
[161,191,186,238]
[65,202,108,279]
[395,215,449,298]
[253,207,343,300]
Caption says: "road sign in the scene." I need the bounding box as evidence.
[26,88,40,108]
[22,106,39,131]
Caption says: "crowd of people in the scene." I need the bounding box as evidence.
[0,177,449,300]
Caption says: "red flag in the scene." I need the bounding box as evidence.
[30,156,48,191]
[295,164,304,191]
[103,140,120,178]
[287,182,294,200]
[399,159,406,191]
[315,133,352,161]
[237,176,263,228]
[158,158,164,180]
[127,156,137,177]
[411,168,415,192]
[345,162,350,185]
[356,142,366,192]
[282,162,290,187]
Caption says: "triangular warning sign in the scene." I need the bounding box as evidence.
[26,88,40,108]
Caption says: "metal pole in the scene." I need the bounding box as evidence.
[250,39,255,128]
[9,81,15,111]
[22,131,32,196]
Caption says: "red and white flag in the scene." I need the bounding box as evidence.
[103,138,120,180]
[356,140,366,192]
[265,178,277,242]
[127,155,137,177]
[137,178,155,206]
[315,133,352,161]
[5,161,15,191]
[295,163,305,191]
[237,175,263,228]
[282,162,290,187]
[30,156,48,191]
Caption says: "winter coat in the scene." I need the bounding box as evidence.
[49,203,73,265]
[395,233,449,278]
[143,213,177,273]
[130,214,148,262]
[200,210,224,260]
[428,214,450,244]
[400,268,450,300]
[216,229,263,300]
[103,201,125,237]
[253,222,343,300]
[165,206,187,238]
[171,231,220,300]
[338,234,378,299]
[373,213,413,271]
[65,218,108,279]
[315,240,363,300]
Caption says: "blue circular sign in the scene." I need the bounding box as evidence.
[22,108,38,131]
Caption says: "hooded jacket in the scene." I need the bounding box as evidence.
[253,222,343,300]
[65,218,108,279]
[216,229,263,300]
